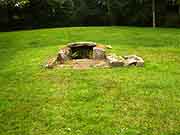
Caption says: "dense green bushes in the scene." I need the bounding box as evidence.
[0,0,180,31]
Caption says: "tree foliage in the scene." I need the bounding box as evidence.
[0,0,180,30]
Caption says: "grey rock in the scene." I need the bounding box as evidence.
[124,55,144,67]
[45,57,57,68]
[106,45,112,49]
[57,47,71,64]
[106,54,124,67]
[93,47,106,60]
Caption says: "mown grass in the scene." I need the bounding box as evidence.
[0,27,180,135]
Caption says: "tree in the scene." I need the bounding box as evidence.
[152,0,156,28]
[96,0,122,25]
[47,0,74,26]
[176,0,180,15]
[138,0,156,28]
[0,0,180,31]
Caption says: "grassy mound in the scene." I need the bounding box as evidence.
[0,27,180,135]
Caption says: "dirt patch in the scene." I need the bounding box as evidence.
[57,59,109,69]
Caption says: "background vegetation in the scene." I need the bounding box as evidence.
[1,0,180,31]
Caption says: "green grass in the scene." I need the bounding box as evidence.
[0,27,180,135]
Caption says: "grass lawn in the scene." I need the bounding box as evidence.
[0,27,180,135]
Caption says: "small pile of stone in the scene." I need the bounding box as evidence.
[45,42,144,69]
[123,55,144,67]
[106,55,124,67]
[106,54,144,67]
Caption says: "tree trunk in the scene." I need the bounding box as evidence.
[107,0,113,26]
[152,0,156,28]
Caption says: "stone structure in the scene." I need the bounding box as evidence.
[45,42,144,69]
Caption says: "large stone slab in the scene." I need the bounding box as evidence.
[68,42,96,48]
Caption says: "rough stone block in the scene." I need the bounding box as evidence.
[106,55,124,67]
[93,47,106,60]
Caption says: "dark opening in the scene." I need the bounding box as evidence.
[71,46,93,59]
